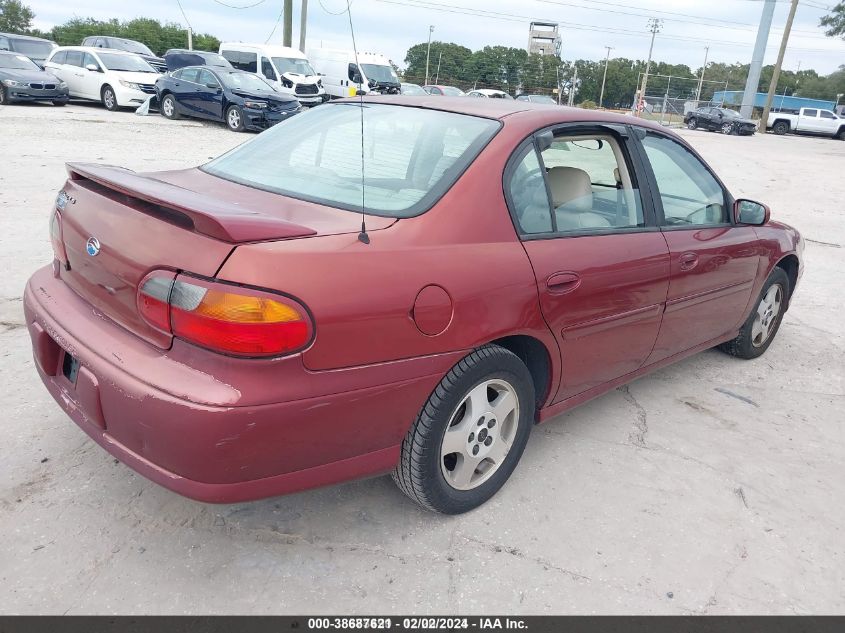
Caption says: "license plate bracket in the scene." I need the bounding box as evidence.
[62,351,80,384]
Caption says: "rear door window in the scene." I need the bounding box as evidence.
[803,108,818,117]
[180,68,200,83]
[65,51,83,67]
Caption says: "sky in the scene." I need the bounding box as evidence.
[27,0,845,75]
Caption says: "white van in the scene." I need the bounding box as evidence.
[307,49,400,99]
[218,43,325,105]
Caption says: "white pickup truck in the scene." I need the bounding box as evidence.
[767,107,845,139]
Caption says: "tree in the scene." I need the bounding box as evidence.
[0,0,34,33]
[820,2,845,39]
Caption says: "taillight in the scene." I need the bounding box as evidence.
[49,209,69,268]
[137,272,313,357]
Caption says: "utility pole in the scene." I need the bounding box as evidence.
[599,46,613,109]
[298,0,308,52]
[637,18,662,117]
[283,0,293,47]
[695,46,709,105]
[424,25,435,85]
[741,0,776,118]
[187,27,193,51]
[434,51,442,84]
[761,0,799,128]
[568,65,578,106]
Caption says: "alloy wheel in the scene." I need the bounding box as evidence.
[751,284,782,347]
[228,108,241,130]
[103,88,116,110]
[440,379,519,491]
[163,97,174,118]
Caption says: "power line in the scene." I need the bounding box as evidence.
[265,1,285,42]
[175,0,193,29]
[211,0,268,8]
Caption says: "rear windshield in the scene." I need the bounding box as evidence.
[111,39,154,56]
[9,39,54,59]
[203,103,500,217]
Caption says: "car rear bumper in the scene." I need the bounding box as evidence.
[24,264,459,503]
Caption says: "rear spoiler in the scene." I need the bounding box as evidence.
[66,163,317,243]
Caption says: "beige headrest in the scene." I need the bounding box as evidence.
[547,166,593,212]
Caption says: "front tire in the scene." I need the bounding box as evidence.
[0,86,8,105]
[52,100,67,106]
[687,117,698,130]
[392,345,535,514]
[101,85,118,111]
[719,268,789,359]
[161,94,180,119]
[226,105,245,132]
[721,122,733,135]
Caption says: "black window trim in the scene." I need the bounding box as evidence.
[502,121,660,242]
[630,127,736,232]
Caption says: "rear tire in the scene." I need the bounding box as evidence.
[161,94,180,120]
[101,85,118,111]
[719,268,789,360]
[226,105,245,132]
[392,344,535,514]
[772,120,789,135]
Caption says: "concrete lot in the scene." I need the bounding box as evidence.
[0,102,842,615]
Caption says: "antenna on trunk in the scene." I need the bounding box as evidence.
[346,0,369,244]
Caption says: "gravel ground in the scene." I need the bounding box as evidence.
[0,102,843,615]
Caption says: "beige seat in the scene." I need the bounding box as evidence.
[547,166,611,230]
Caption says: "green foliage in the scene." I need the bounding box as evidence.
[50,17,219,55]
[0,0,34,32]
[577,100,597,110]
[820,2,845,39]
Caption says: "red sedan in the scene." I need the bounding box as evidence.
[25,98,803,514]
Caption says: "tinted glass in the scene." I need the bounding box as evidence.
[441,86,464,96]
[65,51,83,67]
[261,57,277,80]
[180,67,200,83]
[361,63,397,83]
[198,69,218,86]
[348,63,361,82]
[9,38,54,59]
[204,103,500,217]
[220,71,273,91]
[50,50,66,64]
[641,133,726,226]
[820,110,835,119]
[109,39,154,56]
[82,52,99,69]
[803,109,818,117]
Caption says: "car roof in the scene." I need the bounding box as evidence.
[54,46,138,56]
[344,96,672,132]
[0,32,54,42]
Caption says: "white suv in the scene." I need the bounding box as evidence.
[44,46,160,110]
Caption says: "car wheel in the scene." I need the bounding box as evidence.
[226,105,245,132]
[721,122,733,135]
[392,344,535,514]
[101,85,118,111]
[719,267,789,360]
[52,100,67,106]
[161,94,180,120]
[772,120,789,135]
[687,117,698,130]
[0,86,8,105]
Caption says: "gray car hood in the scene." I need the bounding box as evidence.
[0,68,61,83]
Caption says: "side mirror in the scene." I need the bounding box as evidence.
[85,63,99,72]
[206,82,220,90]
[734,199,770,226]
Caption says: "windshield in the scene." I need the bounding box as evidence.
[9,39,54,59]
[220,71,275,92]
[361,63,398,84]
[97,52,156,72]
[203,103,500,217]
[111,39,154,56]
[0,54,40,70]
[531,95,556,104]
[441,86,464,96]
[401,83,426,95]
[272,56,315,76]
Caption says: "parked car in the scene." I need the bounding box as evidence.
[516,94,556,104]
[423,84,465,96]
[0,32,57,67]
[164,49,233,72]
[467,88,512,99]
[80,36,167,73]
[308,48,400,98]
[0,50,68,105]
[767,107,845,139]
[220,43,325,106]
[45,47,159,110]
[156,66,301,132]
[26,100,802,514]
[685,107,757,135]
[400,82,427,96]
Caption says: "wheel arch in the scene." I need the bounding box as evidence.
[774,254,800,307]
[488,334,553,416]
